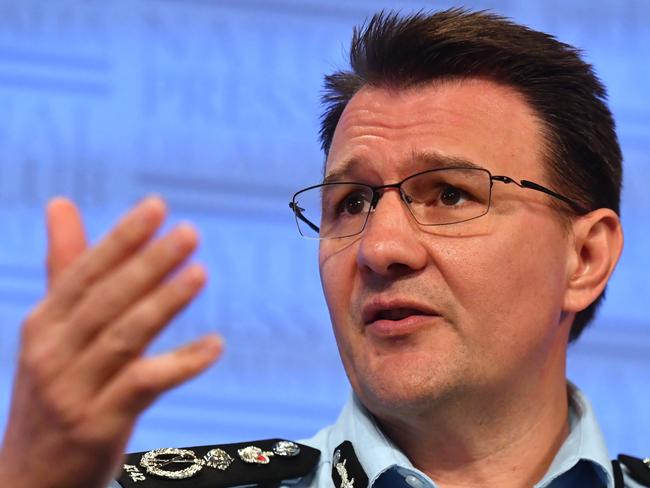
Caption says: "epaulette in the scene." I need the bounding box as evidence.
[117,438,320,487]
[613,454,650,487]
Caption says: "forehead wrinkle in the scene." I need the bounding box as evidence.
[338,105,435,137]
[334,85,442,141]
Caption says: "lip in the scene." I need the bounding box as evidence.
[362,298,441,338]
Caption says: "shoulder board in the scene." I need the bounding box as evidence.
[117,438,320,487]
[616,454,650,487]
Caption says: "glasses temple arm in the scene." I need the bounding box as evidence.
[289,202,320,233]
[491,176,590,215]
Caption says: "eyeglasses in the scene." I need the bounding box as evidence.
[289,166,590,239]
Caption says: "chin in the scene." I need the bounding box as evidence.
[351,358,462,418]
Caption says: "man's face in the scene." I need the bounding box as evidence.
[319,79,574,418]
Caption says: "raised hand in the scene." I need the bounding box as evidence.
[0,197,222,488]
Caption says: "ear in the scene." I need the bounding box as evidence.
[563,208,623,313]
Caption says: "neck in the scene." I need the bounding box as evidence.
[373,351,570,488]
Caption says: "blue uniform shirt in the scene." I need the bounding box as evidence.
[299,384,643,487]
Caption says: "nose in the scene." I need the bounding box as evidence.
[356,189,428,278]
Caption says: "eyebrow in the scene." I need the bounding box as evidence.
[323,150,485,184]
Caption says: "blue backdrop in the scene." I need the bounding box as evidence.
[0,0,648,457]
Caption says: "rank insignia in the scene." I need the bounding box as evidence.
[118,438,320,487]
[331,441,368,488]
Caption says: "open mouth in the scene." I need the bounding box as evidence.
[371,308,429,322]
[362,304,440,338]
[362,303,440,326]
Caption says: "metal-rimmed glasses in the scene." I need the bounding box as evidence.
[289,166,589,239]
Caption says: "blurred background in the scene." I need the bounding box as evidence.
[0,0,647,457]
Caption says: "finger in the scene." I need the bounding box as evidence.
[64,263,207,399]
[92,335,223,429]
[43,196,167,317]
[34,223,199,384]
[46,197,87,289]
[65,222,199,344]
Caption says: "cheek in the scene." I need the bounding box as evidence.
[439,225,568,347]
[318,243,355,321]
[318,244,363,379]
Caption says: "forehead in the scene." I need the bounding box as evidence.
[325,79,547,181]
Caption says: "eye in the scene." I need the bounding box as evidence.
[338,191,370,216]
[439,185,467,206]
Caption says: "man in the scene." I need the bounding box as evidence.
[0,8,647,488]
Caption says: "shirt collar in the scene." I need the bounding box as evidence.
[325,394,425,485]
[324,384,613,487]
[536,383,614,487]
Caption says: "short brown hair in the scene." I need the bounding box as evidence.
[319,9,622,342]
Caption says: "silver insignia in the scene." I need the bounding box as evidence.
[203,448,234,471]
[273,440,301,457]
[238,445,274,464]
[140,448,203,480]
[335,458,355,488]
[122,464,146,483]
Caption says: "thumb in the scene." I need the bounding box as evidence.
[46,197,88,289]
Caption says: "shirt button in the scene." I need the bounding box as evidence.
[405,474,425,488]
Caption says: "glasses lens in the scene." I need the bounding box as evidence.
[292,183,373,238]
[402,168,491,225]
